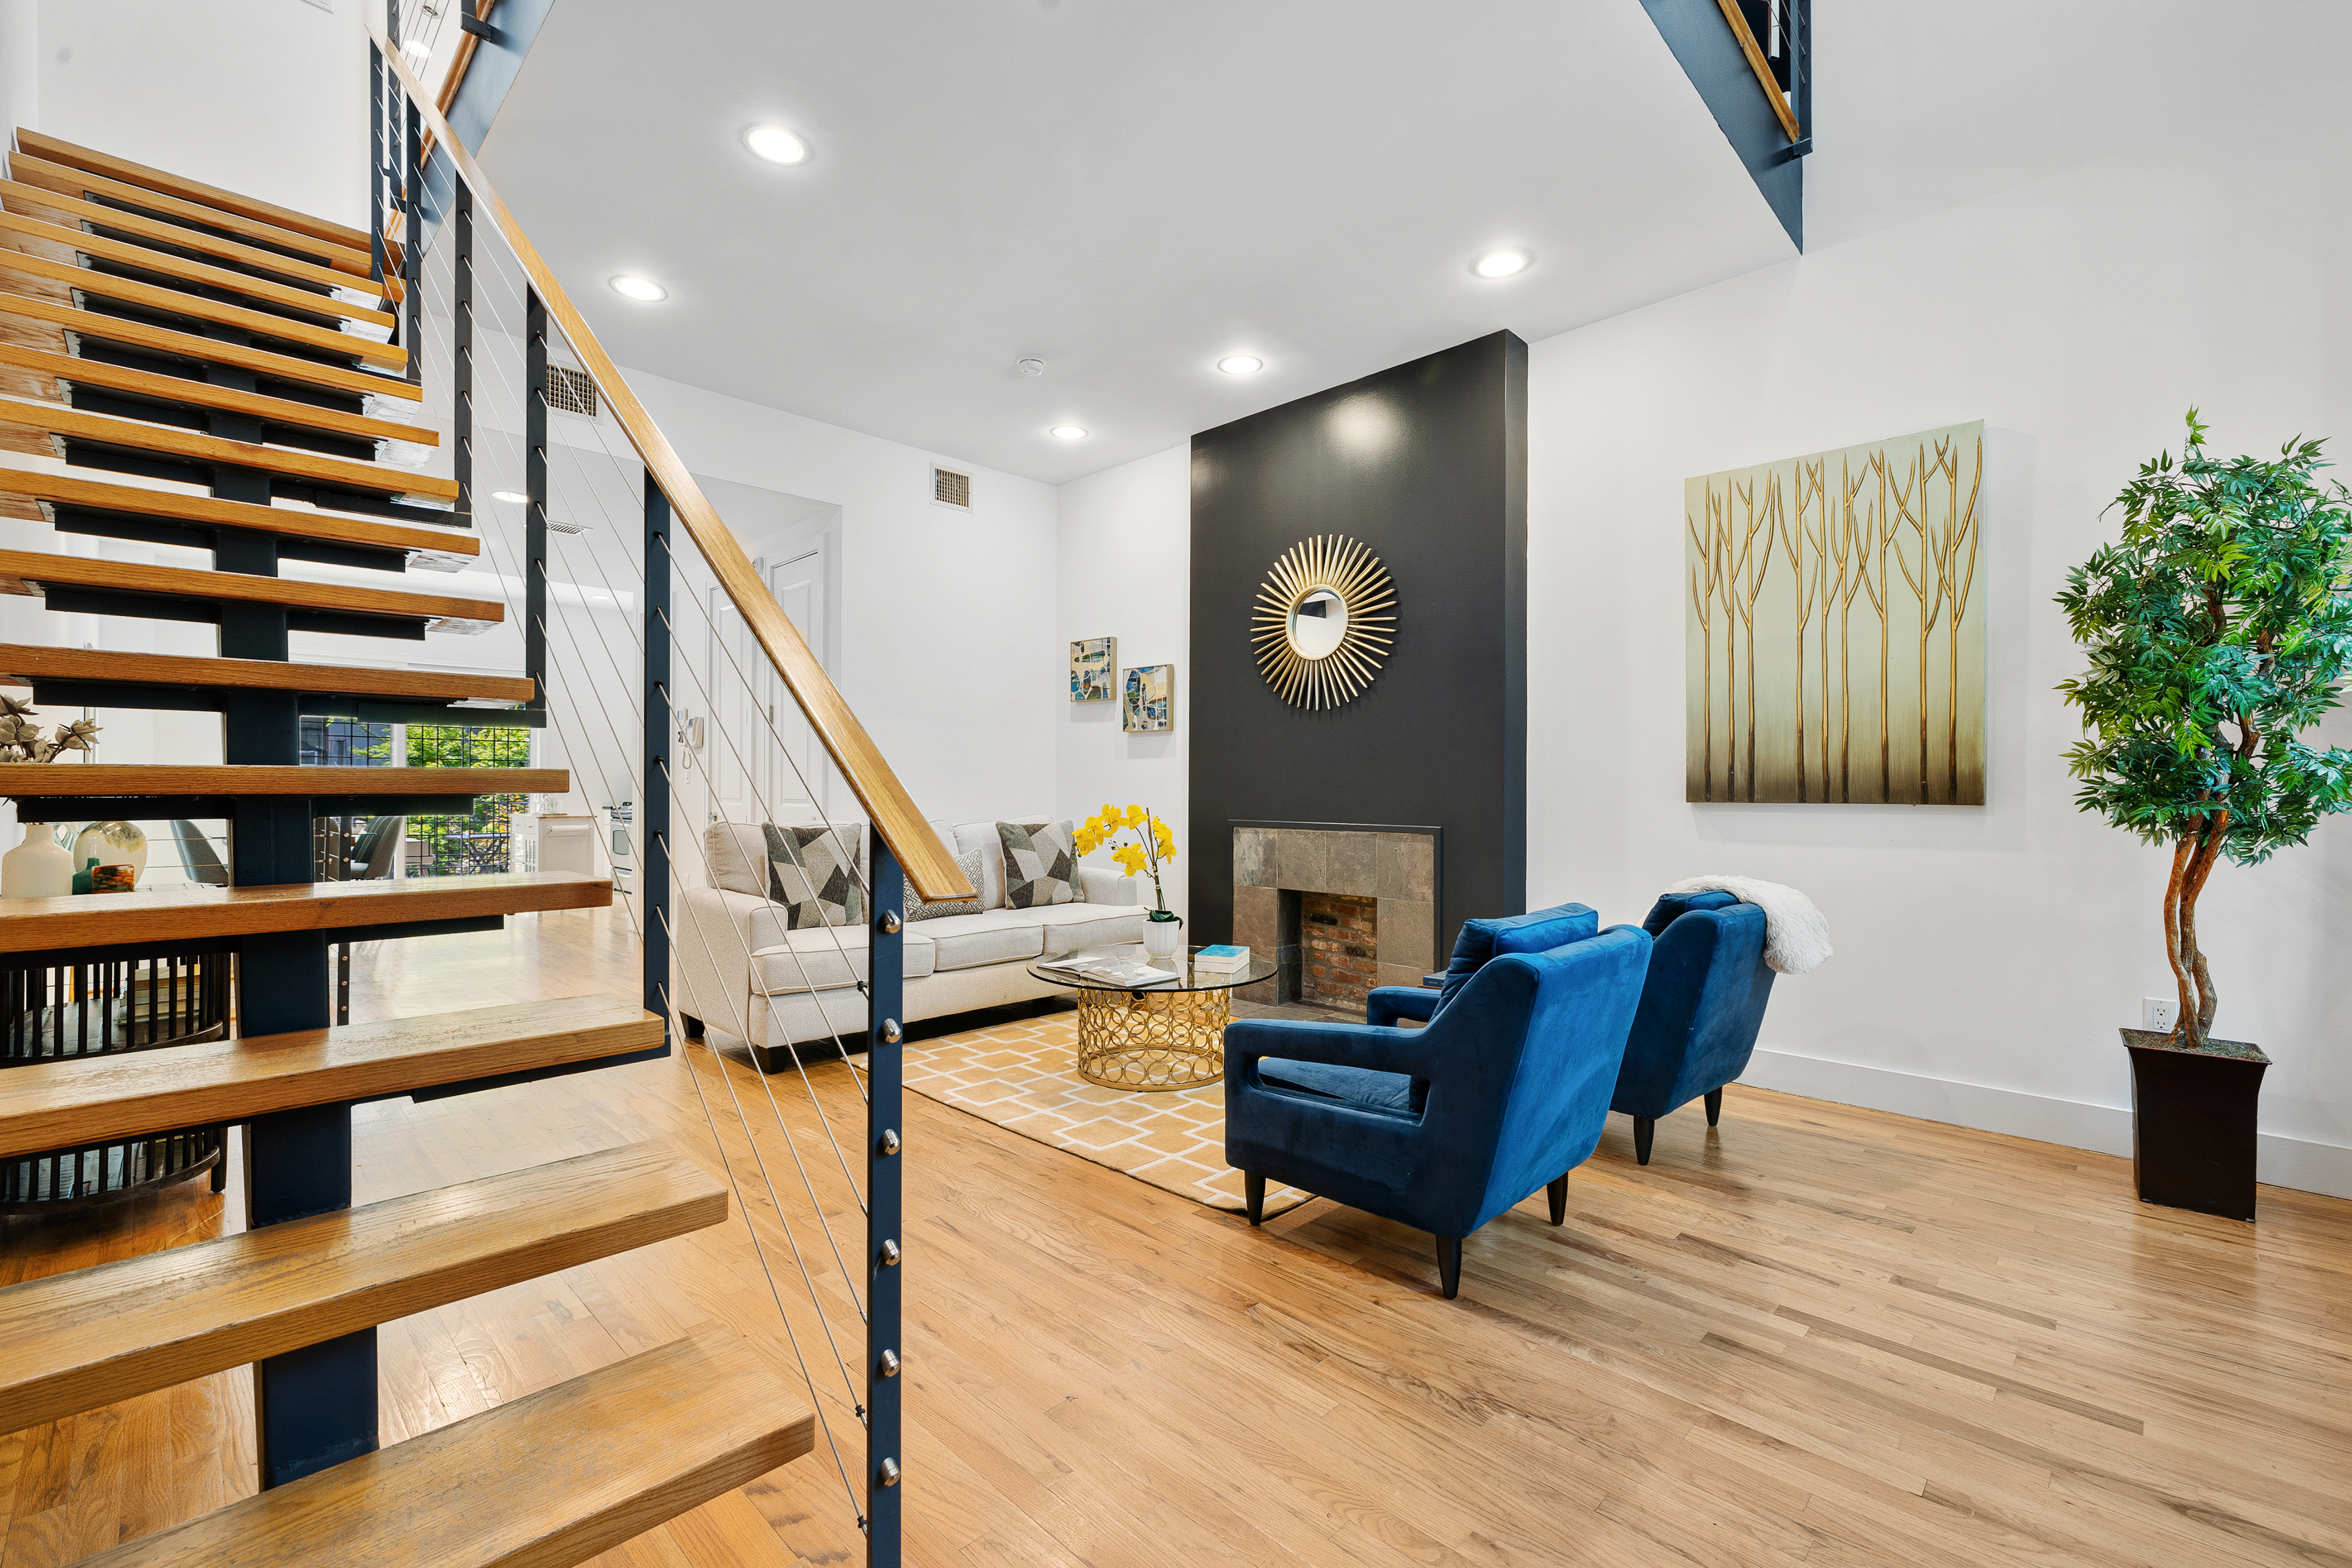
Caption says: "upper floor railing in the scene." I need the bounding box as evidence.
[1720,0,1810,152]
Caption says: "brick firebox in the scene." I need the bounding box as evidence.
[1230,823,1442,1007]
[1301,892,1378,1013]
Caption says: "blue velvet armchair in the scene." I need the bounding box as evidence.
[1610,889,1776,1164]
[1224,908,1651,1300]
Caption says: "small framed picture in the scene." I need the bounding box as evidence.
[1122,664,1174,732]
[1070,636,1116,702]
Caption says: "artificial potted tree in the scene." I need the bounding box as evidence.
[2057,411,2352,1220]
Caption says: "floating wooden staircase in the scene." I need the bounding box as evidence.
[0,125,816,1564]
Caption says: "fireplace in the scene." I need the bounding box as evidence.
[1231,822,1441,1008]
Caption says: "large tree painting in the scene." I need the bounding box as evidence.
[1685,421,1985,805]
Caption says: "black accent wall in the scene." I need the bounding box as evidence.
[1189,330,1526,958]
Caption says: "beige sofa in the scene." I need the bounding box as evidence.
[674,816,1149,1058]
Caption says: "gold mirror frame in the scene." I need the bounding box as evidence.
[1251,534,1398,710]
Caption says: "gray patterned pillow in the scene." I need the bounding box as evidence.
[905,847,985,922]
[997,819,1078,908]
[765,824,865,930]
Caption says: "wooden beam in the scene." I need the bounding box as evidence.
[0,290,422,403]
[0,345,439,447]
[1711,0,1803,141]
[12,130,372,253]
[0,870,600,955]
[3,153,373,278]
[71,1331,813,1568]
[0,247,406,368]
[0,463,473,557]
[0,209,396,330]
[0,549,499,623]
[0,645,528,703]
[0,180,368,295]
[0,1140,723,1434]
[377,35,974,905]
[0,396,457,503]
[0,993,651,1160]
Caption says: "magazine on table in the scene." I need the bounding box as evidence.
[1037,947,1180,987]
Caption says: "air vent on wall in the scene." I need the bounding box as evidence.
[930,463,972,510]
[544,365,599,418]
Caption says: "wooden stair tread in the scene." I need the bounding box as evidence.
[0,1139,722,1435]
[0,245,405,368]
[0,290,421,403]
[0,763,563,799]
[0,548,499,622]
[0,208,394,330]
[4,153,373,278]
[0,645,530,702]
[76,1330,814,1568]
[0,396,456,502]
[0,179,367,295]
[0,344,436,447]
[0,464,472,557]
[13,131,372,253]
[0,994,650,1157]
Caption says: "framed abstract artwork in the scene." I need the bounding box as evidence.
[1122,664,1174,733]
[1070,636,1116,701]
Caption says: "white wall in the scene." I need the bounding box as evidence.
[1529,103,2352,1195]
[33,0,370,229]
[1054,444,1189,915]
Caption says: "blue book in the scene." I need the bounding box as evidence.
[1194,944,1250,965]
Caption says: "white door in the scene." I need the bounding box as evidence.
[705,576,765,825]
[766,546,827,821]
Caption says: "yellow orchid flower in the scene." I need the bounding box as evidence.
[1123,804,1145,828]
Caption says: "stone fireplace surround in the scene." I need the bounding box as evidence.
[1231,822,1442,1008]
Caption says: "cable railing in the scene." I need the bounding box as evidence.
[370,17,971,1564]
[1720,0,1811,153]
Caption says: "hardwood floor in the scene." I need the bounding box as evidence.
[4,904,2350,1566]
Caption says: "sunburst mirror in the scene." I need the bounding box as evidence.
[1251,534,1398,710]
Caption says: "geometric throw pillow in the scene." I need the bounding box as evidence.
[996,819,1078,909]
[904,846,986,922]
[764,823,865,930]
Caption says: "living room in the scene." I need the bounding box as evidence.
[0,2,2346,1565]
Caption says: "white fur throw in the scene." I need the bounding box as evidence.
[1665,876,1832,975]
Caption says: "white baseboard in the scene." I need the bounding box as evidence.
[1740,1049,2352,1202]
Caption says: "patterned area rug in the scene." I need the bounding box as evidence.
[903,1009,1315,1218]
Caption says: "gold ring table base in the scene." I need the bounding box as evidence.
[1073,986,1230,1091]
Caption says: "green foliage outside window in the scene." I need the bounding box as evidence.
[404,725,533,877]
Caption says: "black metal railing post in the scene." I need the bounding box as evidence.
[454,185,473,523]
[643,472,669,1043]
[368,36,384,289]
[524,288,548,710]
[867,841,904,1567]
[1792,0,1812,147]
[403,94,423,384]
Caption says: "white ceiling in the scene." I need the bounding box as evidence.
[479,0,1796,485]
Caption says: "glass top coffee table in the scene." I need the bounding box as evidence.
[1028,945,1279,1092]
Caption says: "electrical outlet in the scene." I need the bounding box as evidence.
[2142,996,2179,1032]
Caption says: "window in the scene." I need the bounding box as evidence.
[403,725,534,877]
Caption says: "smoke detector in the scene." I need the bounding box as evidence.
[1016,357,1047,377]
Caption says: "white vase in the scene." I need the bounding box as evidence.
[2,825,73,898]
[1141,913,1184,959]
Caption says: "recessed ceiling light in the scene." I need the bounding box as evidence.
[1217,355,1263,376]
[610,275,667,302]
[743,124,809,165]
[1050,425,1089,441]
[490,490,530,504]
[1473,249,1531,279]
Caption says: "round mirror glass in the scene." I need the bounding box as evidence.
[1288,587,1349,660]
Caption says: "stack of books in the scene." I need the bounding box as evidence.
[1191,944,1252,975]
[1036,949,1178,988]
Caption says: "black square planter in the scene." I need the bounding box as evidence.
[2122,1028,2268,1221]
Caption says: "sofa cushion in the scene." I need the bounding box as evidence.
[752,925,938,993]
[907,846,986,921]
[919,907,1047,971]
[998,819,1079,908]
[705,822,770,896]
[1257,1059,1420,1121]
[951,819,1015,908]
[1029,901,1152,957]
[1434,902,1600,1015]
[766,823,865,930]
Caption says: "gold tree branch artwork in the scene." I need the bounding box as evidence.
[1684,423,1985,805]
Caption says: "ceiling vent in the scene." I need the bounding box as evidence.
[930,464,972,511]
[544,365,599,419]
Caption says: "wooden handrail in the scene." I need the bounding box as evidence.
[1711,0,1802,142]
[372,31,972,904]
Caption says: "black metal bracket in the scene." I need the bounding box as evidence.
[407,1041,671,1105]
[457,12,507,46]
[2,795,491,819]
[332,915,504,945]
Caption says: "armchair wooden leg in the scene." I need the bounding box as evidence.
[1704,1088,1723,1127]
[1547,1174,1568,1226]
[1243,1171,1266,1226]
[681,1013,706,1040]
[1632,1116,1656,1166]
[1436,1235,1463,1300]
